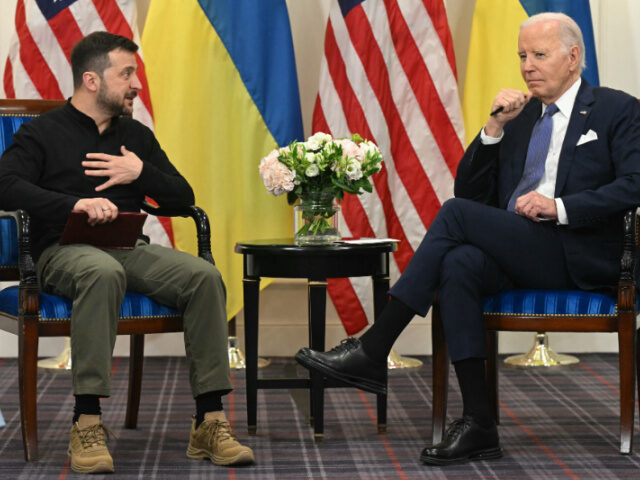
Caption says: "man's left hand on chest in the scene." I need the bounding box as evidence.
[83,145,143,192]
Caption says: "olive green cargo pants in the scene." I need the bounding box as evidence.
[36,241,231,398]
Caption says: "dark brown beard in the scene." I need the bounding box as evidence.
[97,83,136,116]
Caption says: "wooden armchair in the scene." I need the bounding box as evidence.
[431,209,639,454]
[0,99,215,461]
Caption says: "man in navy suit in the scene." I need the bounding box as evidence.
[296,12,640,465]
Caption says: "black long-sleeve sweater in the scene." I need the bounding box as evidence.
[0,100,195,260]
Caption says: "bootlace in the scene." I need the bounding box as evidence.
[201,419,236,445]
[444,418,469,441]
[331,337,360,353]
[77,423,115,449]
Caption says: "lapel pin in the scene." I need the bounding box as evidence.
[580,110,587,115]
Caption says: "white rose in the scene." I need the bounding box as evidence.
[305,152,316,163]
[361,140,380,157]
[309,131,332,146]
[304,139,320,151]
[305,164,320,177]
[345,160,363,180]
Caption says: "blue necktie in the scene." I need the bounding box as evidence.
[507,103,559,212]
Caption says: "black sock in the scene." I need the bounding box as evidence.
[72,394,101,424]
[453,358,494,428]
[358,296,417,362]
[194,391,224,428]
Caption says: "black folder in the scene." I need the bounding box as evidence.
[59,211,147,249]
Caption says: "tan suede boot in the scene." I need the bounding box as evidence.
[186,411,254,466]
[68,415,114,474]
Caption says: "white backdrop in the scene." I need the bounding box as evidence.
[0,0,639,356]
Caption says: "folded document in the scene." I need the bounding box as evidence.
[338,238,399,244]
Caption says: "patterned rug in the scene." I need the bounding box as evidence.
[0,354,639,479]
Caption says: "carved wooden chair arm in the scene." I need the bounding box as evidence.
[0,209,37,286]
[141,202,214,265]
[618,209,638,311]
[0,209,40,323]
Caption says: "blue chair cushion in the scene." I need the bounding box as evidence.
[482,289,637,316]
[0,218,17,267]
[0,286,179,321]
[0,114,33,151]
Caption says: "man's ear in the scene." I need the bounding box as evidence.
[568,45,580,72]
[82,72,100,92]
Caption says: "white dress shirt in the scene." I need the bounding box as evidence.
[480,78,582,224]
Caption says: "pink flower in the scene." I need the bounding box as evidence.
[259,150,296,195]
[334,139,363,162]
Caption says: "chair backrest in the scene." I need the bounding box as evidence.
[0,99,65,274]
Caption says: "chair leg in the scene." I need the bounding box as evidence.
[431,303,449,444]
[486,330,500,425]
[373,274,389,434]
[618,316,636,454]
[125,334,145,429]
[18,323,39,461]
[636,329,640,449]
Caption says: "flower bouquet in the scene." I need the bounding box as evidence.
[259,132,383,244]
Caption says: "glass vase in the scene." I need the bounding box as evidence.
[294,192,341,245]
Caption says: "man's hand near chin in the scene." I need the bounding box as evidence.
[73,198,119,226]
[513,191,558,222]
[484,90,533,137]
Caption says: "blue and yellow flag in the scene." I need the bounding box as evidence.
[142,1,303,318]
[462,0,599,145]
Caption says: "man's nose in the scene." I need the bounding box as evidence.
[523,57,535,71]
[131,73,142,90]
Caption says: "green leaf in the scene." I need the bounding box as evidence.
[330,177,352,191]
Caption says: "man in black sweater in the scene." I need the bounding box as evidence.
[0,32,253,473]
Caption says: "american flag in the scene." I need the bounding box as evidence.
[3,0,172,246]
[313,0,465,335]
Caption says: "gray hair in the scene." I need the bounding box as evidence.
[521,12,586,72]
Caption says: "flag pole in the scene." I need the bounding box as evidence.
[504,333,579,367]
[37,337,72,372]
[227,316,270,369]
[387,349,422,369]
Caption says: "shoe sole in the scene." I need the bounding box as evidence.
[295,351,387,395]
[420,446,503,466]
[186,446,255,466]
[68,450,114,473]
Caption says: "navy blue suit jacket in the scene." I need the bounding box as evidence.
[455,79,640,293]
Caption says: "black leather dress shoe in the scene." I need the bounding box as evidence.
[295,338,387,394]
[420,416,502,466]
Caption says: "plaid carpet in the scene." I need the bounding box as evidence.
[0,354,639,479]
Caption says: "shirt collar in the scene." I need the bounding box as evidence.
[64,98,120,132]
[64,98,95,127]
[542,77,581,118]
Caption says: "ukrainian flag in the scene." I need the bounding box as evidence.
[462,0,599,146]
[142,1,303,318]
